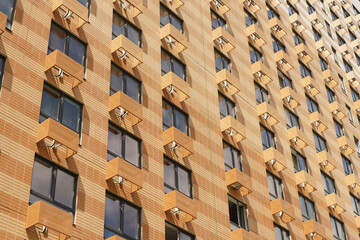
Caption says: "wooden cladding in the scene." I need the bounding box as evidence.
[209,0,230,15]
[53,0,88,28]
[337,135,355,155]
[160,0,184,12]
[164,190,196,222]
[329,101,346,120]
[346,174,360,194]
[231,228,258,240]
[274,50,293,72]
[268,17,286,38]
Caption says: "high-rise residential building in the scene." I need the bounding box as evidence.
[1,0,360,239]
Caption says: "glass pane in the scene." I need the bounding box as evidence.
[123,203,139,238]
[125,76,140,102]
[274,226,282,240]
[68,37,86,66]
[306,200,315,220]
[164,159,176,189]
[174,110,187,134]
[165,224,178,240]
[48,24,66,53]
[171,17,183,32]
[127,25,141,47]
[267,174,276,200]
[0,0,14,19]
[299,196,307,220]
[107,127,122,160]
[261,128,269,149]
[112,14,126,39]
[160,7,170,27]
[105,196,120,231]
[215,51,222,72]
[219,95,227,118]
[227,101,235,118]
[173,60,185,80]
[211,12,218,30]
[162,101,172,130]
[161,51,171,75]
[40,87,61,121]
[292,154,300,172]
[62,97,81,132]
[54,169,75,208]
[223,143,233,170]
[178,167,191,197]
[180,232,192,240]
[275,179,283,199]
[330,217,337,237]
[77,0,89,7]
[30,160,53,198]
[125,134,140,167]
[110,65,123,95]
[228,198,239,226]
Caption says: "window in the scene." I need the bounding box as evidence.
[299,61,312,78]
[249,44,263,64]
[330,9,339,20]
[107,123,141,167]
[326,21,332,38]
[267,3,280,20]
[48,23,87,66]
[343,7,350,18]
[292,148,308,173]
[164,156,192,197]
[342,155,353,176]
[354,137,360,157]
[284,107,300,129]
[110,64,141,102]
[332,47,339,65]
[77,0,90,8]
[307,1,315,14]
[313,131,327,152]
[330,215,346,240]
[351,87,360,102]
[163,99,188,135]
[334,119,344,138]
[274,224,290,240]
[40,84,82,133]
[339,74,347,93]
[299,194,317,221]
[211,9,226,30]
[104,192,141,240]
[344,59,353,73]
[223,141,242,172]
[219,93,236,119]
[245,9,257,27]
[113,12,141,47]
[278,69,292,89]
[337,33,346,46]
[165,222,194,240]
[215,49,231,72]
[306,95,320,113]
[272,36,286,53]
[255,82,269,105]
[294,31,305,46]
[354,4,360,15]
[161,49,186,80]
[0,0,16,28]
[261,124,276,150]
[356,54,360,66]
[161,4,183,32]
[287,1,298,16]
[313,27,321,42]
[350,31,357,41]
[29,156,77,214]
[0,55,5,91]
[321,171,336,195]
[320,56,329,71]
[351,194,360,217]
[229,196,248,231]
[267,172,283,200]
[346,105,354,125]
[326,87,336,103]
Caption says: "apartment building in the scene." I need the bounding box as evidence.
[1,0,360,239]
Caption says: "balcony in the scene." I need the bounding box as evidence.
[53,0,88,28]
[335,24,346,35]
[163,127,193,158]
[269,17,287,39]
[288,127,308,149]
[36,118,79,158]
[354,99,360,112]
[251,61,272,85]
[302,76,320,96]
[45,50,84,88]
[341,0,351,9]
[346,174,360,193]
[111,35,143,68]
[274,50,293,72]
[162,72,190,102]
[0,11,6,35]
[315,40,330,58]
[332,19,341,30]
[164,190,196,222]
[346,71,358,86]
[317,151,336,172]
[209,0,230,15]
[295,170,317,193]
[231,228,258,240]
[109,91,143,126]
[160,0,184,11]
[280,86,300,109]
[290,14,306,33]
[329,1,340,12]
[337,136,355,155]
[225,168,252,196]
[309,111,328,132]
[213,27,235,52]
[329,101,346,120]
[303,219,326,240]
[246,24,266,48]
[325,193,346,215]
[322,69,338,88]
[347,21,357,31]
[311,18,324,31]
[257,102,279,127]
[270,198,295,223]
[220,116,246,143]
[106,157,143,193]
[26,201,73,239]
[267,0,280,7]
[113,0,142,18]
[161,24,188,53]
[295,43,312,63]
[244,0,261,13]
[263,147,286,172]
[216,69,241,96]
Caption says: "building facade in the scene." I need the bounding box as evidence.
[1,0,360,239]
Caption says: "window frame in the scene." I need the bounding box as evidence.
[162,98,189,135]
[249,44,263,64]
[1,0,17,29]
[350,193,360,217]
[278,69,292,89]
[284,106,300,129]
[299,61,312,78]
[219,92,236,119]
[165,221,194,240]
[341,154,353,176]
[267,3,280,20]
[261,124,276,150]
[306,95,320,113]
[274,223,290,240]
[211,9,227,30]
[244,8,257,27]
[255,82,270,105]
[272,35,286,53]
[321,171,336,195]
[0,55,6,91]
[346,105,354,125]
[161,48,187,80]
[160,3,184,33]
[267,171,284,200]
[112,11,142,47]
[299,193,317,222]
[326,86,336,103]
[291,148,308,173]
[223,141,242,172]
[313,131,328,153]
[228,195,248,231]
[330,215,346,240]
[215,48,232,72]
[293,30,305,46]
[333,119,344,138]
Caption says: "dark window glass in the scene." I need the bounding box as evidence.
[215,49,231,72]
[331,9,339,20]
[313,27,322,42]
[110,64,141,102]
[343,7,350,17]
[165,222,194,240]
[161,49,186,80]
[354,4,360,15]
[39,84,82,133]
[267,172,283,200]
[223,141,242,172]
[245,9,257,27]
[299,61,312,78]
[211,10,226,30]
[342,155,353,176]
[287,1,298,16]
[321,171,336,195]
[339,74,346,93]
[313,131,328,152]
[355,137,360,157]
[356,54,360,66]
[337,33,346,46]
[261,124,276,150]
[48,23,86,66]
[306,95,320,113]
[294,31,305,46]
[351,194,360,217]
[161,4,183,32]
[299,194,317,222]
[327,87,336,103]
[278,69,292,89]
[0,0,16,28]
[272,36,286,53]
[107,123,141,167]
[334,119,344,138]
[113,12,141,47]
[330,215,346,240]
[350,31,357,41]
[326,21,332,38]
[267,3,280,20]
[229,196,248,231]
[320,57,329,71]
[77,0,90,7]
[164,156,192,197]
[291,148,308,173]
[250,44,263,64]
[347,105,354,124]
[219,93,236,119]
[344,59,353,73]
[274,223,290,240]
[162,99,188,135]
[307,1,315,14]
[104,193,141,240]
[285,107,300,129]
[255,82,269,104]
[0,56,5,90]
[29,156,77,214]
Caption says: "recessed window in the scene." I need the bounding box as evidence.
[339,74,347,94]
[267,172,284,200]
[346,105,354,125]
[110,63,141,102]
[48,22,87,66]
[284,107,300,129]
[219,92,236,119]
[274,223,290,240]
[330,9,339,20]
[350,31,357,41]
[39,83,82,133]
[29,155,77,214]
[342,7,350,18]
[164,156,192,197]
[267,3,280,20]
[278,69,292,89]
[161,49,186,80]
[350,194,360,217]
[104,192,141,239]
[313,131,327,152]
[332,47,339,65]
[162,99,188,135]
[306,95,320,113]
[215,49,231,72]
[165,222,194,240]
[321,171,336,195]
[113,12,142,47]
[354,4,360,15]
[326,21,332,38]
[341,155,353,176]
[313,27,321,42]
[211,9,226,30]
[287,1,298,16]
[299,194,317,222]
[344,59,353,73]
[326,87,336,103]
[0,0,17,29]
[261,124,276,150]
[355,53,360,66]
[249,44,263,64]
[293,30,305,46]
[272,35,286,53]
[107,123,141,167]
[330,215,346,240]
[228,195,248,231]
[245,8,257,27]
[161,4,183,32]
[334,119,344,138]
[0,55,5,91]
[320,56,329,71]
[255,82,269,105]
[354,137,360,157]
[291,148,308,173]
[307,1,315,14]
[223,141,242,172]
[337,33,346,46]
[299,61,312,78]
